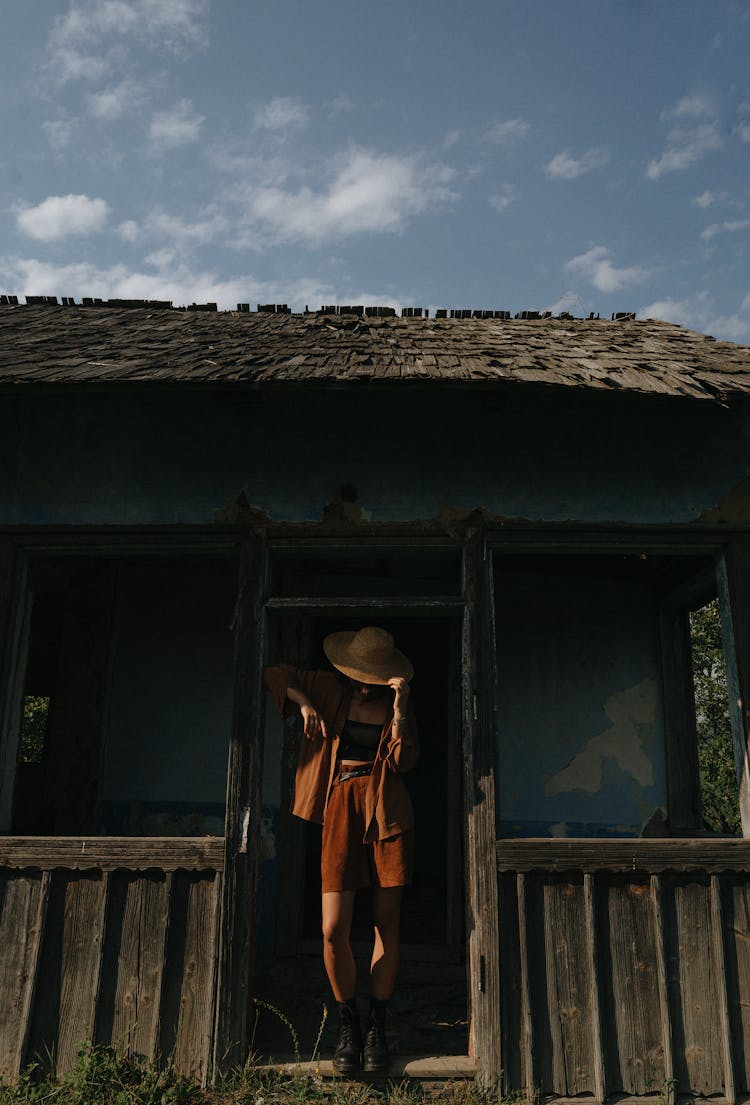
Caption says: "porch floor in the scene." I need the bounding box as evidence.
[251,948,468,1069]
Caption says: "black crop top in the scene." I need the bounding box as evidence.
[338,719,382,762]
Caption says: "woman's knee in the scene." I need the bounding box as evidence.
[322,915,351,946]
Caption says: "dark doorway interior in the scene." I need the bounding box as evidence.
[253,611,468,1061]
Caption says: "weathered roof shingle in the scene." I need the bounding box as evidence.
[1,304,749,401]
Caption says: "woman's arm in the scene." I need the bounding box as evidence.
[262,664,331,740]
[381,677,419,773]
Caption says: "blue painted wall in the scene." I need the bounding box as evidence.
[1,385,749,525]
[495,570,667,837]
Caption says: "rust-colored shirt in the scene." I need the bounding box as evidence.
[263,664,419,842]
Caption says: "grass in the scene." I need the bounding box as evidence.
[0,1042,516,1105]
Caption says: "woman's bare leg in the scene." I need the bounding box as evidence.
[321,890,356,1001]
[370,886,403,1000]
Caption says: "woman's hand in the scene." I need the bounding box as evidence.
[387,677,410,716]
[300,703,328,741]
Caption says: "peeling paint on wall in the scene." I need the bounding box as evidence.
[545,677,657,797]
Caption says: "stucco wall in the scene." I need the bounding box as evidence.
[495,569,667,837]
[1,385,749,525]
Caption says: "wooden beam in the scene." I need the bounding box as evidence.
[214,532,266,1075]
[717,542,750,837]
[0,836,224,871]
[496,838,750,873]
[659,605,702,831]
[462,527,501,1086]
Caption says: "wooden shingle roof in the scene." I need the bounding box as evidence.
[1,304,750,401]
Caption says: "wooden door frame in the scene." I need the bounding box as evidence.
[462,527,502,1085]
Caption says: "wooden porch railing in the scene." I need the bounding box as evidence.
[0,836,224,1086]
[497,838,750,1104]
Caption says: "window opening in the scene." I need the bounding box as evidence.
[690,598,740,835]
[6,552,237,836]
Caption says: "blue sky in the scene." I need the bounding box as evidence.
[2,0,750,340]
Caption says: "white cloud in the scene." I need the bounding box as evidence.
[638,293,750,344]
[16,195,110,241]
[692,190,727,208]
[545,146,610,180]
[244,148,457,246]
[564,245,648,294]
[88,78,146,119]
[117,219,140,241]
[47,0,208,82]
[664,93,715,120]
[0,254,408,315]
[488,185,514,214]
[253,97,309,132]
[483,118,530,145]
[700,218,750,242]
[41,118,79,152]
[646,123,721,179]
[638,297,697,328]
[149,98,204,147]
[545,291,587,315]
[735,122,750,144]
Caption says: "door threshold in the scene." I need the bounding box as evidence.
[258,1055,476,1081]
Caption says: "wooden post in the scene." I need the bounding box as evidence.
[716,541,750,837]
[213,531,267,1075]
[658,605,702,831]
[462,527,501,1086]
[0,541,29,831]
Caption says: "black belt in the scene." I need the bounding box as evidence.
[337,765,373,783]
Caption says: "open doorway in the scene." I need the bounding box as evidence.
[252,605,468,1063]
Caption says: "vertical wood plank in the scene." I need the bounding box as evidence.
[543,876,594,1096]
[171,871,222,1085]
[517,872,535,1099]
[601,876,664,1095]
[651,874,676,1104]
[16,870,51,1078]
[214,532,266,1074]
[56,872,108,1075]
[659,605,702,831]
[584,873,606,1104]
[0,870,49,1080]
[98,871,169,1063]
[710,875,736,1104]
[724,877,750,1091]
[716,544,750,836]
[25,870,108,1077]
[667,875,724,1096]
[461,528,501,1085]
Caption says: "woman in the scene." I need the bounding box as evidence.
[263,625,418,1074]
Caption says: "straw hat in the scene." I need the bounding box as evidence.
[323,626,413,684]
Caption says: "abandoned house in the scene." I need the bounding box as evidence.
[3,298,750,1096]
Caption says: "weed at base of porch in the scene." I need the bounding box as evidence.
[0,1041,522,1105]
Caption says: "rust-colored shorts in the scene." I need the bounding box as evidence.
[321,773,414,893]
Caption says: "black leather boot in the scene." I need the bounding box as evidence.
[362,997,389,1072]
[332,998,362,1074]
